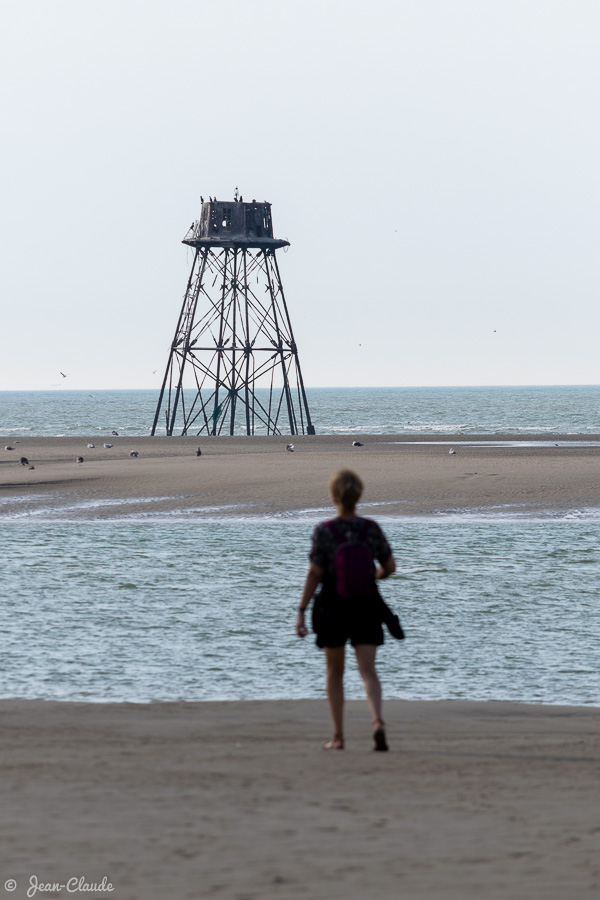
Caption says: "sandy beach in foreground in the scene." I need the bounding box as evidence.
[0,699,598,900]
[2,432,600,517]
[2,435,600,898]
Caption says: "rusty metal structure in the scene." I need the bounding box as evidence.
[151,195,315,437]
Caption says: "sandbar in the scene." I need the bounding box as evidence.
[2,433,600,518]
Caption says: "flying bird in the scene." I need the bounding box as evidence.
[449,448,456,455]
[60,372,69,378]
[286,444,294,452]
[112,430,119,436]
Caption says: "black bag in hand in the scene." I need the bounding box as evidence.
[377,590,405,640]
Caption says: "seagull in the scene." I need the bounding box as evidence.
[352,441,364,447]
[449,448,456,455]
[20,456,29,466]
[112,430,119,436]
[104,443,113,449]
[5,445,14,451]
[286,443,294,452]
[196,447,202,456]
[77,456,84,464]
[129,450,139,458]
[87,443,95,448]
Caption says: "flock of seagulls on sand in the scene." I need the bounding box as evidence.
[286,440,365,453]
[5,436,464,471]
[4,444,35,469]
[4,435,143,469]
[76,435,140,464]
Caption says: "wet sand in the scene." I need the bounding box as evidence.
[2,433,600,518]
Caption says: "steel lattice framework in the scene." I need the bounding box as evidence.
[151,198,315,436]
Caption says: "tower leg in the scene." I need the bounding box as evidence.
[151,248,207,436]
[270,253,315,435]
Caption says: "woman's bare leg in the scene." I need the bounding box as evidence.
[354,644,383,727]
[324,646,346,744]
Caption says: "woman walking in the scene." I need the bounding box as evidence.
[296,469,396,751]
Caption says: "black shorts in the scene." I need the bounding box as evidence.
[312,592,384,649]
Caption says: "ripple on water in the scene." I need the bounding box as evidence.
[0,518,599,705]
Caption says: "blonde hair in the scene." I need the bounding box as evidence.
[329,469,363,512]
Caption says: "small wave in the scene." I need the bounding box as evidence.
[0,493,48,507]
[0,495,182,520]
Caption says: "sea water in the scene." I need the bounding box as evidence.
[0,516,598,706]
[2,385,600,436]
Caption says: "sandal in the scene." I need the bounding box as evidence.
[322,736,344,750]
[373,724,389,752]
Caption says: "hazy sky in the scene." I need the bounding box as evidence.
[2,0,599,390]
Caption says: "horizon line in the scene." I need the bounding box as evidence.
[2,384,600,393]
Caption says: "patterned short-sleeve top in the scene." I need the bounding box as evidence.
[309,516,392,579]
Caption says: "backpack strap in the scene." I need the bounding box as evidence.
[325,518,370,544]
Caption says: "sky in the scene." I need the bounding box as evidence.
[1,0,600,390]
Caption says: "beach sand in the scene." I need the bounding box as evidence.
[2,432,600,517]
[0,699,598,900]
[2,434,600,898]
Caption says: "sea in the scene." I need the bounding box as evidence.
[1,386,599,707]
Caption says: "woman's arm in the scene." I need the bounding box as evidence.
[296,562,324,638]
[375,553,396,581]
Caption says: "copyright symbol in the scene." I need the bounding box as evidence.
[4,880,17,892]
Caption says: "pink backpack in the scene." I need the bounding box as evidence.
[326,519,375,600]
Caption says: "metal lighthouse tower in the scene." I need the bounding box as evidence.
[151,194,315,437]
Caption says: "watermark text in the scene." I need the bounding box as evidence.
[2,875,115,897]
